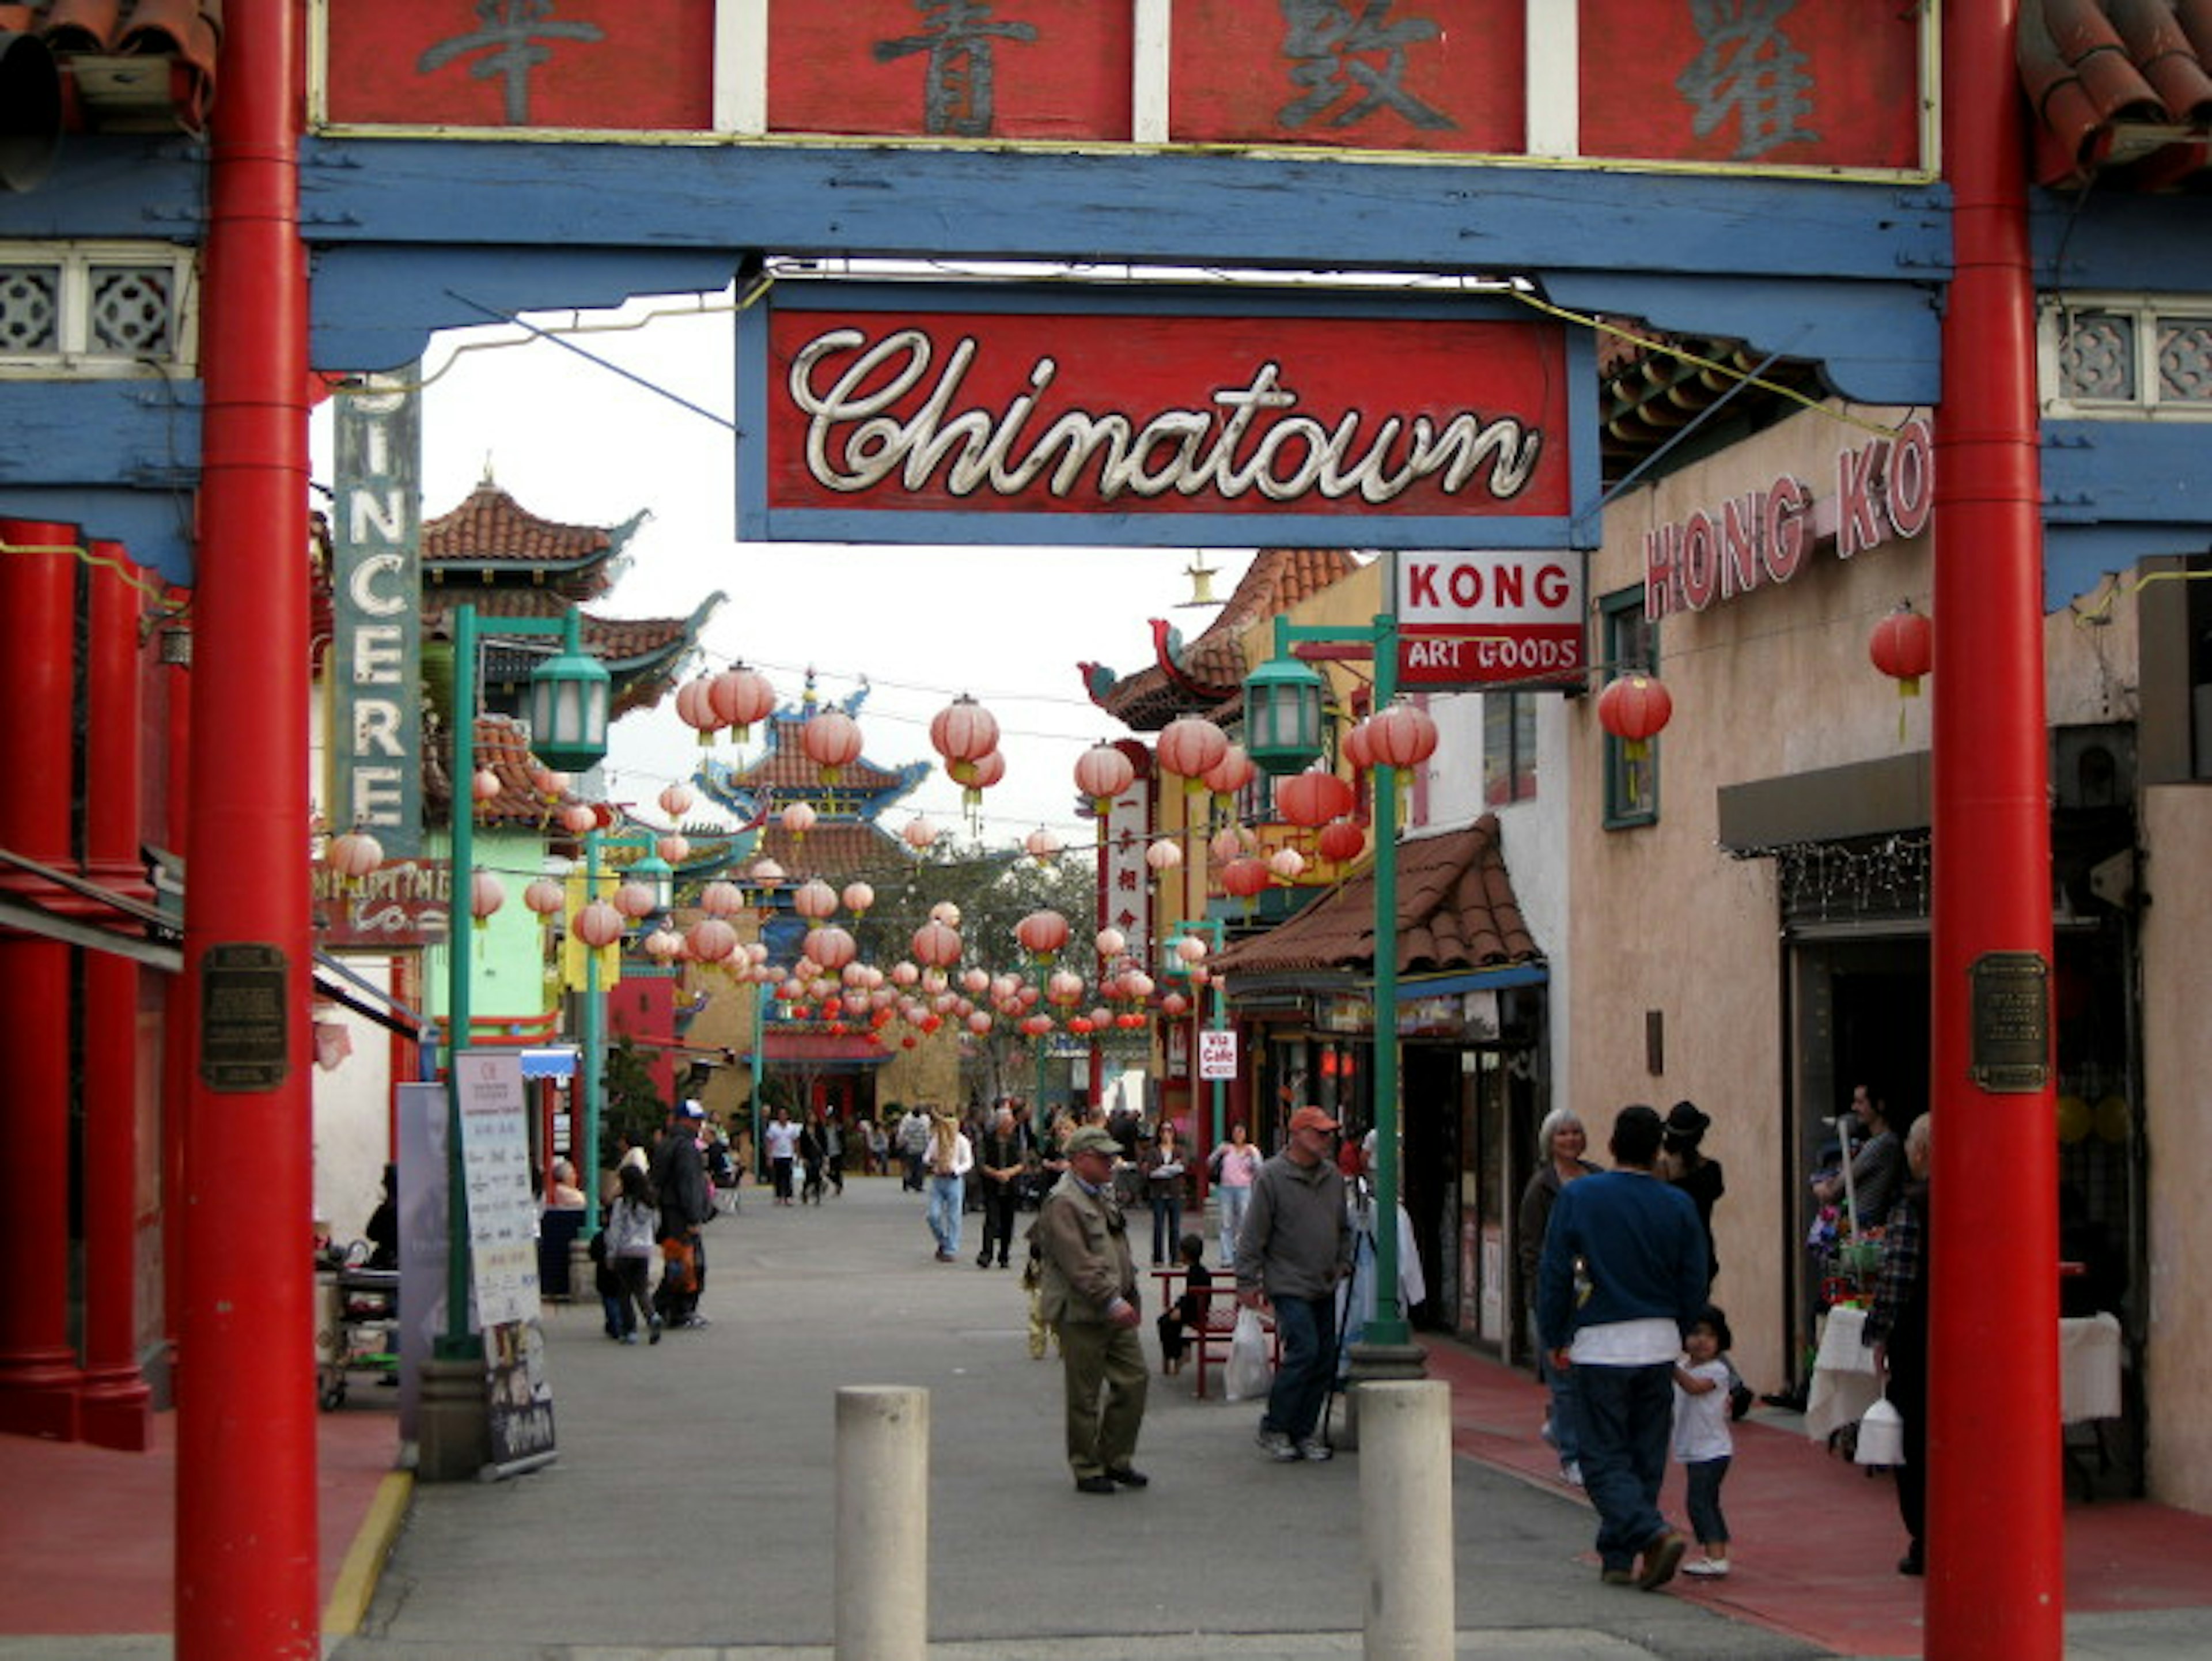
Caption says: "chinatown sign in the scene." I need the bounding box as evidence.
[738,283,1593,550]
[1643,414,1933,619]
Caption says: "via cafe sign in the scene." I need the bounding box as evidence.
[1643,415,1933,619]
[738,283,1594,552]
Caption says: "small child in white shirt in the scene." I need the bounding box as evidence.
[1672,1306,1735,1577]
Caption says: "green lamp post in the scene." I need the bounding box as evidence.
[441,601,610,1362]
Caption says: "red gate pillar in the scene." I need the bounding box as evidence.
[177,0,319,1652]
[79,540,156,1450]
[1930,1,2063,1654]
[0,519,87,1441]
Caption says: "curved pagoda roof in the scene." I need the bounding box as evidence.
[1078,547,1364,732]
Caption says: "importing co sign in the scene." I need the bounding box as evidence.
[1395,551,1586,690]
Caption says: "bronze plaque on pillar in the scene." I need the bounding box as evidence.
[1967,951,2049,1093]
[200,943,291,1092]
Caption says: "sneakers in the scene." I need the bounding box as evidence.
[1255,1428,1302,1462]
[1297,1437,1334,1462]
[647,1318,662,1346]
[1683,1557,1730,1579]
[619,1332,638,1345]
[1560,1460,1583,1487]
[1637,1530,1688,1591]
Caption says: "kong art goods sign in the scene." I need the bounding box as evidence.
[737,284,1593,550]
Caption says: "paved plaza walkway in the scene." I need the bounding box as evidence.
[5,1173,2210,1658]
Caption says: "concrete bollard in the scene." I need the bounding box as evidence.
[835,1385,929,1661]
[1359,1379,1454,1660]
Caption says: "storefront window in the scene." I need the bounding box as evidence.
[1600,588,1660,827]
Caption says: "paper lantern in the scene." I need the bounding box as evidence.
[522,876,566,917]
[804,925,857,972]
[1145,837,1184,872]
[658,782,696,819]
[1870,601,1933,695]
[675,676,719,746]
[1268,846,1307,882]
[793,879,839,920]
[1175,934,1209,966]
[1096,927,1127,959]
[685,917,739,963]
[1161,991,1190,1019]
[801,710,864,781]
[1202,743,1257,801]
[1317,818,1366,862]
[902,816,939,850]
[574,900,626,949]
[469,870,505,926]
[1016,910,1071,959]
[657,834,690,866]
[930,901,963,927]
[911,920,963,968]
[325,830,384,884]
[709,664,777,740]
[1597,674,1673,751]
[930,694,1000,769]
[1277,767,1356,828]
[1221,856,1270,899]
[559,802,597,835]
[613,880,658,920]
[1047,968,1085,1005]
[842,881,875,917]
[1074,741,1136,812]
[1024,827,1063,862]
[781,800,817,842]
[1365,701,1441,769]
[1157,715,1229,784]
[699,880,744,918]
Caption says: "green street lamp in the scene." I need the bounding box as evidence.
[1243,649,1330,775]
[524,609,612,772]
[440,601,609,1363]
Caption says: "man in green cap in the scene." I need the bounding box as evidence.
[1031,1124,1149,1494]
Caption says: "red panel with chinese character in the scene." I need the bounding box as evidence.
[1170,0,1524,156]
[770,1,1132,141]
[762,304,1571,520]
[1580,0,1922,171]
[324,0,713,130]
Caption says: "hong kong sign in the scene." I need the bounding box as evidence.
[738,284,1593,550]
[1396,551,1586,688]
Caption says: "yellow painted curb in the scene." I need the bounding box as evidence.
[323,1469,412,1637]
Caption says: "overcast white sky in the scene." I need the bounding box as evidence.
[313,288,1256,845]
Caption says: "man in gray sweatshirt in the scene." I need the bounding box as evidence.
[1236,1106,1354,1462]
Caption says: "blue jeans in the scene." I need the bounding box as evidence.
[1218,1187,1249,1269]
[926,1173,964,1256]
[1573,1360,1675,1570]
[1262,1293,1336,1443]
[1684,1455,1729,1549]
[1540,1343,1583,1465]
[1150,1194,1183,1265]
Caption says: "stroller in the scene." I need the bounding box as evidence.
[315,1242,399,1410]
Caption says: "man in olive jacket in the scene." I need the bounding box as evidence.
[1032,1125,1149,1493]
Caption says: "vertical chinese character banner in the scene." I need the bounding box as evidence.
[1171,0,1525,156]
[324,0,714,129]
[1579,0,1923,172]
[770,0,1132,141]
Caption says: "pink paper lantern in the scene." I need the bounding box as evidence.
[574,900,626,949]
[1365,701,1442,769]
[801,709,864,782]
[1073,741,1136,811]
[658,782,696,819]
[325,831,384,881]
[522,876,566,917]
[930,694,1001,770]
[911,920,963,968]
[794,878,839,920]
[699,880,744,918]
[685,917,739,963]
[1202,744,1257,800]
[804,925,857,972]
[709,664,777,738]
[1014,910,1071,958]
[1145,838,1184,872]
[469,870,505,924]
[1156,715,1229,782]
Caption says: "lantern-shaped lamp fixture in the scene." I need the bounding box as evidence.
[526,610,612,773]
[1243,650,1330,775]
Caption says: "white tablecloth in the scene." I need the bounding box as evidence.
[1802,1304,2123,1441]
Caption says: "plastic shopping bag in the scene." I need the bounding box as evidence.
[1224,1306,1274,1402]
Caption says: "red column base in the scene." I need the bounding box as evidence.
[0,1351,85,1441]
[78,1368,153,1452]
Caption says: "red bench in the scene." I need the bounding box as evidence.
[1152,1268,1277,1399]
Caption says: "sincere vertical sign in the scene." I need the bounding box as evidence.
[330,372,423,857]
[739,283,1593,550]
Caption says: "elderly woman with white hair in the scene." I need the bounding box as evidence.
[1519,1107,1601,1485]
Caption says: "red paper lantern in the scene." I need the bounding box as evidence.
[1596,674,1674,751]
[804,925,857,972]
[801,709,863,783]
[1157,715,1229,782]
[1221,855,1270,899]
[675,676,719,744]
[1342,718,1375,771]
[911,920,963,968]
[1317,818,1366,862]
[1161,991,1191,1019]
[1365,701,1441,769]
[1277,767,1356,828]
[1869,601,1933,695]
[930,694,1000,768]
[1016,909,1071,958]
[1074,741,1136,811]
[1202,743,1257,800]
[686,917,739,963]
[709,664,777,739]
[574,900,626,949]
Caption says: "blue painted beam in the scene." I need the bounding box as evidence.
[0,381,203,581]
[301,137,1952,371]
[0,485,198,585]
[2031,188,2212,294]
[2041,421,2212,608]
[0,135,204,239]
